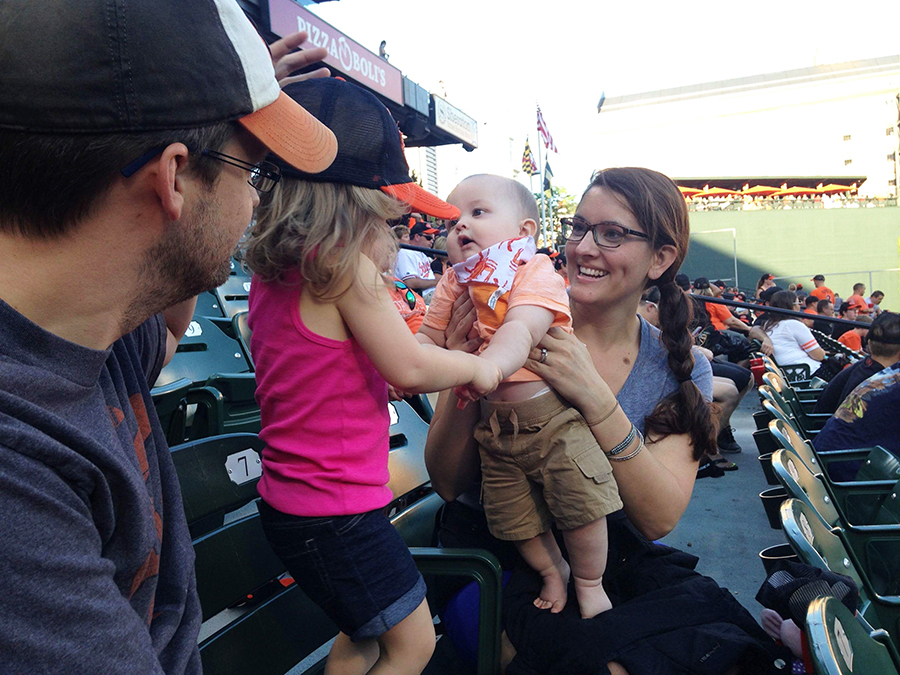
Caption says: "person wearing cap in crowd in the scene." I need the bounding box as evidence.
[801,295,819,327]
[395,220,442,298]
[831,301,859,341]
[809,274,835,304]
[243,77,502,674]
[867,290,885,316]
[0,3,338,672]
[814,312,900,414]
[846,282,869,316]
[693,277,751,336]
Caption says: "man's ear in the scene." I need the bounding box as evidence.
[150,143,191,221]
[647,244,678,281]
[518,218,538,239]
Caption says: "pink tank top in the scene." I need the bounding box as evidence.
[248,272,391,516]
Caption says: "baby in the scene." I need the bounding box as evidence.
[417,174,623,618]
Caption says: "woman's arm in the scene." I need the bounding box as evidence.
[724,315,750,333]
[423,293,484,500]
[526,328,698,540]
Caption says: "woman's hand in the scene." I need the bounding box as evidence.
[445,293,482,353]
[525,327,614,422]
[269,31,330,87]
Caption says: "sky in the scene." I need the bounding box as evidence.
[308,0,898,197]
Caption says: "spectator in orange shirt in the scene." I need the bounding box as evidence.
[694,277,750,334]
[847,282,869,315]
[837,323,867,352]
[801,295,818,327]
[809,274,835,304]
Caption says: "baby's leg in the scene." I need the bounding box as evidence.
[325,632,379,675]
[369,597,435,674]
[516,530,571,613]
[561,517,612,619]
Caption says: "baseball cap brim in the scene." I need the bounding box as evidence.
[238,91,337,173]
[381,182,461,220]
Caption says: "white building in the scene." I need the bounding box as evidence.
[596,56,900,197]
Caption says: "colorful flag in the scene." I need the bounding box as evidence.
[521,140,538,176]
[543,161,554,191]
[536,105,557,153]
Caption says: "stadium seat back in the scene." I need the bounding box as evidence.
[806,596,900,675]
[155,316,251,388]
[772,448,840,527]
[150,377,192,446]
[232,311,253,369]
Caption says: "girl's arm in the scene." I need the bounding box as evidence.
[525,327,698,540]
[455,305,555,405]
[337,254,501,395]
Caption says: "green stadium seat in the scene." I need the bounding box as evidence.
[174,428,503,675]
[155,316,251,388]
[194,291,226,318]
[185,373,260,439]
[780,499,900,649]
[231,311,253,369]
[806,595,900,675]
[150,377,192,446]
[214,274,252,319]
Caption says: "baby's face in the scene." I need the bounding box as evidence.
[446,177,528,262]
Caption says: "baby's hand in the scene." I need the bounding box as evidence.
[455,359,502,409]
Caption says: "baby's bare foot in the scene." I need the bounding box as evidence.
[573,576,612,619]
[533,557,571,613]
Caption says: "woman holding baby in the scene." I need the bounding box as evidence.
[426,167,789,674]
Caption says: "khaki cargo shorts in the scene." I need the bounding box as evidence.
[474,389,622,541]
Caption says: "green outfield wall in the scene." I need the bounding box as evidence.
[681,207,900,309]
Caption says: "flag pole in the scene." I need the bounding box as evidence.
[536,126,548,246]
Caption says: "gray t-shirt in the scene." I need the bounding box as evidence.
[0,300,201,674]
[618,316,714,432]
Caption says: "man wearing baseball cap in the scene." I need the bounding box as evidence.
[396,221,443,294]
[809,274,835,304]
[0,1,336,672]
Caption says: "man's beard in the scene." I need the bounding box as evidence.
[122,193,238,334]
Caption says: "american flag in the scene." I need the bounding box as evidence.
[536,105,557,153]
[521,140,538,176]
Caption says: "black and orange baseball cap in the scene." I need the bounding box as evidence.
[273,78,461,220]
[0,0,337,174]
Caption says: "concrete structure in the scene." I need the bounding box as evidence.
[597,56,900,197]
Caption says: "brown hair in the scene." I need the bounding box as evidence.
[760,290,798,331]
[0,124,234,239]
[585,167,717,461]
[242,179,406,299]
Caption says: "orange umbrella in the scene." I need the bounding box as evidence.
[742,185,780,196]
[770,186,820,197]
[818,183,857,195]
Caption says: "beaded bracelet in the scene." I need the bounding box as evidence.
[585,400,619,428]
[604,423,636,457]
[610,432,645,462]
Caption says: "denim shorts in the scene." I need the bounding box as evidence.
[258,500,426,641]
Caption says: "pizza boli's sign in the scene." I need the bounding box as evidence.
[266,0,404,105]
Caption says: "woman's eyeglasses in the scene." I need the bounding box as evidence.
[560,216,649,249]
[394,280,418,311]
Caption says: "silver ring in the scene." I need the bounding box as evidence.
[539,348,548,364]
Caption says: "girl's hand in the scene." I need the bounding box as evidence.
[269,31,331,87]
[454,359,503,409]
[524,327,613,420]
[445,293,482,353]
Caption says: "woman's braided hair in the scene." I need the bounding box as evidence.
[587,168,718,460]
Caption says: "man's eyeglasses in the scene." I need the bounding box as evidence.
[120,146,281,194]
[394,280,418,311]
[560,216,649,249]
